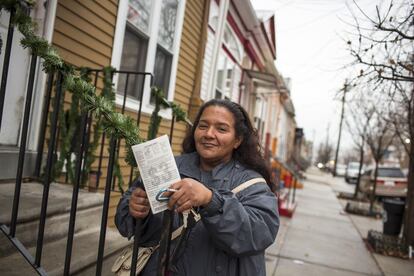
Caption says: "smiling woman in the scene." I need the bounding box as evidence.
[193,105,242,171]
[115,99,279,275]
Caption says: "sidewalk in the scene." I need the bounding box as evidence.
[265,167,389,275]
[323,172,414,276]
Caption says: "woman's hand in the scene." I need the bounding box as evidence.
[167,178,213,213]
[129,187,151,219]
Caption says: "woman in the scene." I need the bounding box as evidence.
[115,99,279,275]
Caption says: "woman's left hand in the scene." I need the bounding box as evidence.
[167,178,212,213]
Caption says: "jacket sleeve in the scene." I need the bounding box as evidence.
[199,180,279,257]
[114,178,163,246]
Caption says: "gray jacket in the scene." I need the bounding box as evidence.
[115,152,279,275]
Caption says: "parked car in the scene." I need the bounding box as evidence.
[359,166,408,198]
[345,162,364,183]
[335,164,347,177]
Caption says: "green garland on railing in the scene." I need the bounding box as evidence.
[148,87,192,141]
[80,68,98,185]
[100,66,125,193]
[52,68,89,183]
[0,0,190,172]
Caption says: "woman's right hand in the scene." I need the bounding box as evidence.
[129,187,150,219]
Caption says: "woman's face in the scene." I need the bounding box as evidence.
[194,105,242,170]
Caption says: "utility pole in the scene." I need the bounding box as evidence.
[333,81,348,176]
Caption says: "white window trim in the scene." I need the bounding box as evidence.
[111,0,186,119]
[207,0,229,100]
[223,23,243,63]
[28,0,58,151]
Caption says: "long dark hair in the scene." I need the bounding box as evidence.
[182,99,274,191]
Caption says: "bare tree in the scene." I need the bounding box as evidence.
[365,109,396,213]
[316,142,334,168]
[345,96,374,199]
[346,0,414,246]
[347,0,413,83]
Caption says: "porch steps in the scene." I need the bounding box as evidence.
[0,227,131,276]
[0,182,104,257]
[0,146,37,179]
[0,181,131,275]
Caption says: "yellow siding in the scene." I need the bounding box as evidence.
[47,0,207,204]
[174,0,206,108]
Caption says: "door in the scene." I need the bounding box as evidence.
[0,10,31,146]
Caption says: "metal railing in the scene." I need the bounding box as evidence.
[0,6,182,275]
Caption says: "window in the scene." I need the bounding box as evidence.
[118,25,148,101]
[153,46,172,95]
[113,0,185,114]
[215,49,235,100]
[223,25,242,61]
[377,168,405,178]
[208,0,219,31]
[213,24,243,101]
[128,0,152,33]
[153,0,177,97]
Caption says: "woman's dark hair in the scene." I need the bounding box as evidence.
[182,99,275,191]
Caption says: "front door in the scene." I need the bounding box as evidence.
[0,10,31,146]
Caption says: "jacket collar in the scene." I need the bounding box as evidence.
[179,152,237,181]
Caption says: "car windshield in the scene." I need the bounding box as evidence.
[348,163,359,169]
[377,168,405,178]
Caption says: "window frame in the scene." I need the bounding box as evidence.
[111,0,186,119]
[211,22,243,101]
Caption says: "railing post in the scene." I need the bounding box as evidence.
[81,70,100,182]
[0,7,15,130]
[129,73,151,186]
[96,136,117,276]
[35,72,55,177]
[169,116,175,144]
[292,177,297,204]
[96,132,106,189]
[9,54,38,237]
[157,211,174,276]
[156,119,176,275]
[63,111,89,276]
[112,73,130,191]
[130,220,143,276]
[35,72,64,267]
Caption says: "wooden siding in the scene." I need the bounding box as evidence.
[174,0,206,111]
[52,0,116,68]
[46,0,207,198]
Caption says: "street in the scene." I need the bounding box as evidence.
[265,167,414,276]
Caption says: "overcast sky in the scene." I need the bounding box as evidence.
[250,0,382,157]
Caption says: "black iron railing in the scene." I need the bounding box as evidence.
[0,6,182,276]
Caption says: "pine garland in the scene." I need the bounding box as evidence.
[148,87,191,140]
[52,69,86,183]
[0,0,190,174]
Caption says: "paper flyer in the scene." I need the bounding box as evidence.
[131,135,181,214]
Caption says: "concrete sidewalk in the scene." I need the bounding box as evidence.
[265,168,384,275]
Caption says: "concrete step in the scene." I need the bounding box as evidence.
[0,227,131,276]
[0,146,37,179]
[0,181,105,257]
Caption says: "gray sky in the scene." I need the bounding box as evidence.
[251,0,382,156]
